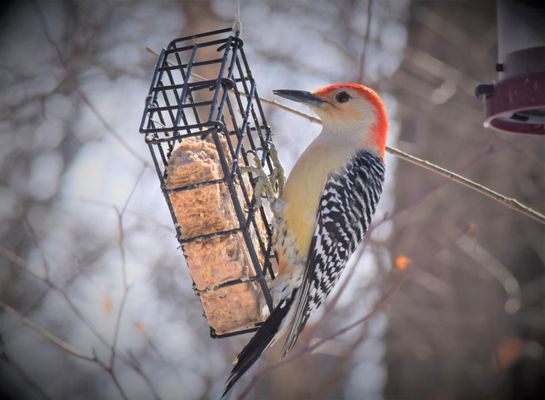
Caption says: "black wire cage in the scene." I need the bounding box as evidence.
[139,28,278,338]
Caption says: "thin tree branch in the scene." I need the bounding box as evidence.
[238,278,397,400]
[126,351,162,400]
[0,302,95,363]
[358,0,374,82]
[1,244,157,399]
[32,0,150,168]
[108,170,139,369]
[0,245,112,349]
[238,228,468,398]
[386,146,545,225]
[109,284,131,369]
[268,101,545,225]
[0,168,157,399]
[93,353,130,400]
[0,336,55,400]
[24,219,51,278]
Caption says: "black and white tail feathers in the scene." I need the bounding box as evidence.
[222,292,297,398]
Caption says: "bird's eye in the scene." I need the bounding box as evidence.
[336,91,351,103]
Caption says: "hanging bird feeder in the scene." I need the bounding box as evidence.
[475,0,545,135]
[139,27,279,337]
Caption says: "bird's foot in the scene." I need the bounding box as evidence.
[239,150,279,214]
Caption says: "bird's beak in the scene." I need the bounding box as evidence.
[273,90,326,106]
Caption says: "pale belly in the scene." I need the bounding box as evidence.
[272,141,356,279]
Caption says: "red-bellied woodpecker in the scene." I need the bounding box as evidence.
[223,83,388,397]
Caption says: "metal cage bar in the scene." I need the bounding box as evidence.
[139,28,277,338]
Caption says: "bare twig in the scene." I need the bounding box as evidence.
[32,0,150,168]
[0,244,112,349]
[268,101,545,225]
[314,324,369,399]
[238,276,400,399]
[108,168,142,368]
[456,234,521,314]
[0,336,55,400]
[0,170,157,400]
[386,146,545,225]
[358,0,374,82]
[109,282,131,369]
[1,243,156,399]
[127,351,162,400]
[0,302,95,363]
[24,219,51,278]
[238,228,468,398]
[93,354,130,400]
[145,47,545,226]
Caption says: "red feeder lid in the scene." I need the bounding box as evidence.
[477,47,545,135]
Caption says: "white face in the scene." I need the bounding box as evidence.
[310,87,378,140]
[273,85,386,154]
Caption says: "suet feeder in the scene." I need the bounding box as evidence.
[139,28,278,337]
[476,0,545,135]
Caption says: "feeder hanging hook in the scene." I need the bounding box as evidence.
[233,0,242,34]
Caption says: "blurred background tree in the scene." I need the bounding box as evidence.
[385,2,544,399]
[0,1,543,399]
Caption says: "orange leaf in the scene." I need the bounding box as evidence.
[497,338,523,369]
[134,322,147,336]
[467,222,477,238]
[395,255,412,270]
[103,296,112,314]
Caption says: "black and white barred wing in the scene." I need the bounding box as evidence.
[280,150,385,357]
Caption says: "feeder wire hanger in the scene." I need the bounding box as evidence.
[233,0,242,35]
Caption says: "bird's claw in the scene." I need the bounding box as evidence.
[239,146,284,215]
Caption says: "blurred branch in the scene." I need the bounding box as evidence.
[387,146,545,225]
[126,351,162,400]
[456,234,521,314]
[92,352,130,400]
[0,167,160,400]
[145,47,545,226]
[239,228,469,398]
[0,267,135,400]
[109,206,132,369]
[0,244,111,348]
[238,273,400,399]
[107,165,144,368]
[358,0,373,82]
[0,336,54,400]
[31,0,150,168]
[314,324,369,399]
[0,302,94,362]
[81,198,173,232]
[24,218,51,278]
